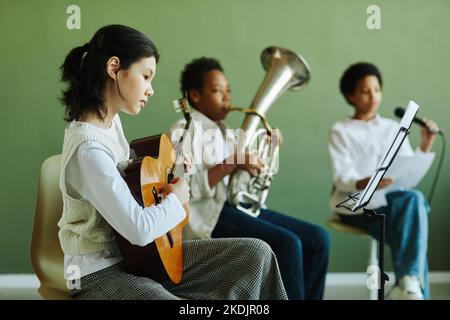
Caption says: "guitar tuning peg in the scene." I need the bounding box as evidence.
[173,98,191,113]
[172,99,182,113]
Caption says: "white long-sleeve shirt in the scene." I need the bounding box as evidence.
[63,122,186,279]
[328,114,432,214]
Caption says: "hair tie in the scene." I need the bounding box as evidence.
[80,43,90,69]
[82,42,90,52]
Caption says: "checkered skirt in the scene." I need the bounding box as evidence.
[71,237,287,300]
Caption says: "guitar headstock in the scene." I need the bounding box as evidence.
[173,98,192,122]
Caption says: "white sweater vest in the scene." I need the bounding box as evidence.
[58,115,130,255]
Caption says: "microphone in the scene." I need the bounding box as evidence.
[394,107,442,134]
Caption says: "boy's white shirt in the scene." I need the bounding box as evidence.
[169,109,235,239]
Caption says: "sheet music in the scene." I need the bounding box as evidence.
[384,152,435,189]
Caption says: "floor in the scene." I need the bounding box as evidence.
[1,273,449,300]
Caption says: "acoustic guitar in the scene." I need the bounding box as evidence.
[115,98,192,284]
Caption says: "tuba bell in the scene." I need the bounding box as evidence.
[227,46,311,217]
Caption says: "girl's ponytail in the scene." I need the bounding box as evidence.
[59,44,90,121]
[60,44,89,84]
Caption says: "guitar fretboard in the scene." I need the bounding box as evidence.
[172,117,193,179]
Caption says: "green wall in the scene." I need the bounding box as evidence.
[1,0,449,274]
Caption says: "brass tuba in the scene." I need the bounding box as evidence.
[227,46,311,217]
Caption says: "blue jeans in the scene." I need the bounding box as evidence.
[212,202,330,300]
[339,190,430,299]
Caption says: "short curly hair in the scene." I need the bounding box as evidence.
[340,62,383,104]
[180,57,223,105]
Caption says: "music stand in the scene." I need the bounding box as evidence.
[335,100,419,300]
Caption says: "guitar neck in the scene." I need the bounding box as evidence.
[171,116,193,179]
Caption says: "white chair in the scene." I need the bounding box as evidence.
[30,155,73,300]
[327,214,379,300]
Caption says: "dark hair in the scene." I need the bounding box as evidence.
[339,62,383,104]
[180,57,223,105]
[60,24,159,122]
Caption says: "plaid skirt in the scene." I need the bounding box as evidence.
[71,237,287,300]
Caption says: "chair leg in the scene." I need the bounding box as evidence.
[368,238,379,300]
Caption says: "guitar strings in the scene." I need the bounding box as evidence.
[172,123,194,178]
